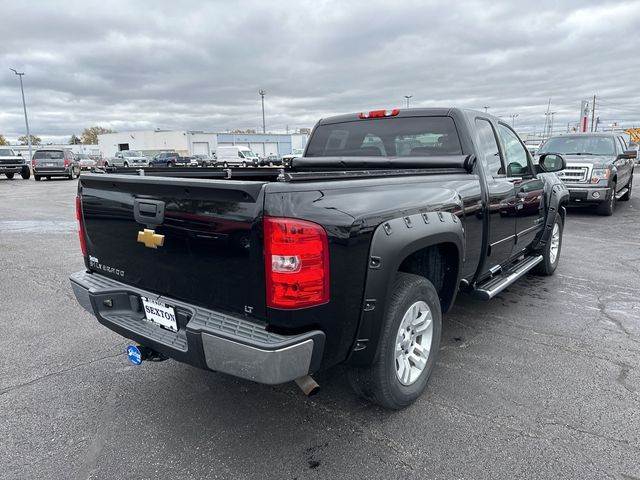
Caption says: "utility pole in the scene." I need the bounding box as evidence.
[510,113,519,127]
[549,112,556,137]
[404,95,413,108]
[483,106,490,113]
[542,98,551,140]
[9,68,32,161]
[259,89,266,134]
[590,94,596,132]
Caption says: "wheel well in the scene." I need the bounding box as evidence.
[397,243,459,312]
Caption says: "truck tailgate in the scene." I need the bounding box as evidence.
[79,174,267,319]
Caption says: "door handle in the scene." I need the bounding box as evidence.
[134,199,165,226]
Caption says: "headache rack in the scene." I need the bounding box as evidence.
[91,155,475,183]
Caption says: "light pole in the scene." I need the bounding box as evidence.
[510,113,519,127]
[404,95,413,108]
[10,68,32,161]
[483,106,490,113]
[259,89,266,134]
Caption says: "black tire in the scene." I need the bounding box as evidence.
[619,174,633,201]
[5,173,14,179]
[124,161,129,168]
[21,166,30,179]
[533,214,563,276]
[68,168,74,180]
[167,162,174,168]
[34,175,41,181]
[46,176,51,180]
[596,183,616,216]
[348,273,442,410]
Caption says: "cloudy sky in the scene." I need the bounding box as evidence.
[1,0,639,143]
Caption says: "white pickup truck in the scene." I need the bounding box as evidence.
[0,147,30,180]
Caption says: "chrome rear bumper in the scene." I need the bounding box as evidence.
[69,270,324,384]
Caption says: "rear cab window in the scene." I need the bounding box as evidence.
[305,116,462,158]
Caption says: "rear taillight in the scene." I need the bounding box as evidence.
[31,158,35,167]
[64,158,70,166]
[76,195,87,257]
[264,217,329,309]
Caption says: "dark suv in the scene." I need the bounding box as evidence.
[537,133,635,215]
[149,152,192,167]
[0,148,30,179]
[32,149,80,181]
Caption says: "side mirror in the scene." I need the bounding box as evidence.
[538,153,566,173]
[623,150,637,159]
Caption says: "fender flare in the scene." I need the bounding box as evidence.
[532,173,569,251]
[346,211,464,367]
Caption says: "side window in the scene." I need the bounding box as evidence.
[497,124,530,177]
[475,118,503,177]
[238,151,244,158]
[617,137,627,154]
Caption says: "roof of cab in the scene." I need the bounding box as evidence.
[316,107,494,126]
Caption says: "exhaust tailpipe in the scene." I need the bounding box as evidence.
[294,375,320,397]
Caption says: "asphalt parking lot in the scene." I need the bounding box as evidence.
[1,174,639,480]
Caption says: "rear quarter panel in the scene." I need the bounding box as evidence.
[264,173,482,368]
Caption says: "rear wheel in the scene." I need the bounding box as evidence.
[34,175,41,181]
[349,273,442,409]
[620,174,633,201]
[20,166,30,179]
[533,214,563,275]
[5,173,14,179]
[596,183,616,216]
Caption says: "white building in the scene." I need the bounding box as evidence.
[11,144,100,157]
[98,130,217,158]
[98,130,309,158]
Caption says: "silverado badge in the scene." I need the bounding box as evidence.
[137,229,165,249]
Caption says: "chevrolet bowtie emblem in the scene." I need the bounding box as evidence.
[137,229,165,249]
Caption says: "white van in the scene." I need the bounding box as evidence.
[215,146,259,168]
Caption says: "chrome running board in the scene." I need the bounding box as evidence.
[473,255,543,300]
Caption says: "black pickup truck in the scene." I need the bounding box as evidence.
[70,108,568,409]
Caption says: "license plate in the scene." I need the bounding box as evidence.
[141,297,178,332]
[45,162,56,166]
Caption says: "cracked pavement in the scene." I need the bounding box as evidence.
[1,173,639,479]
